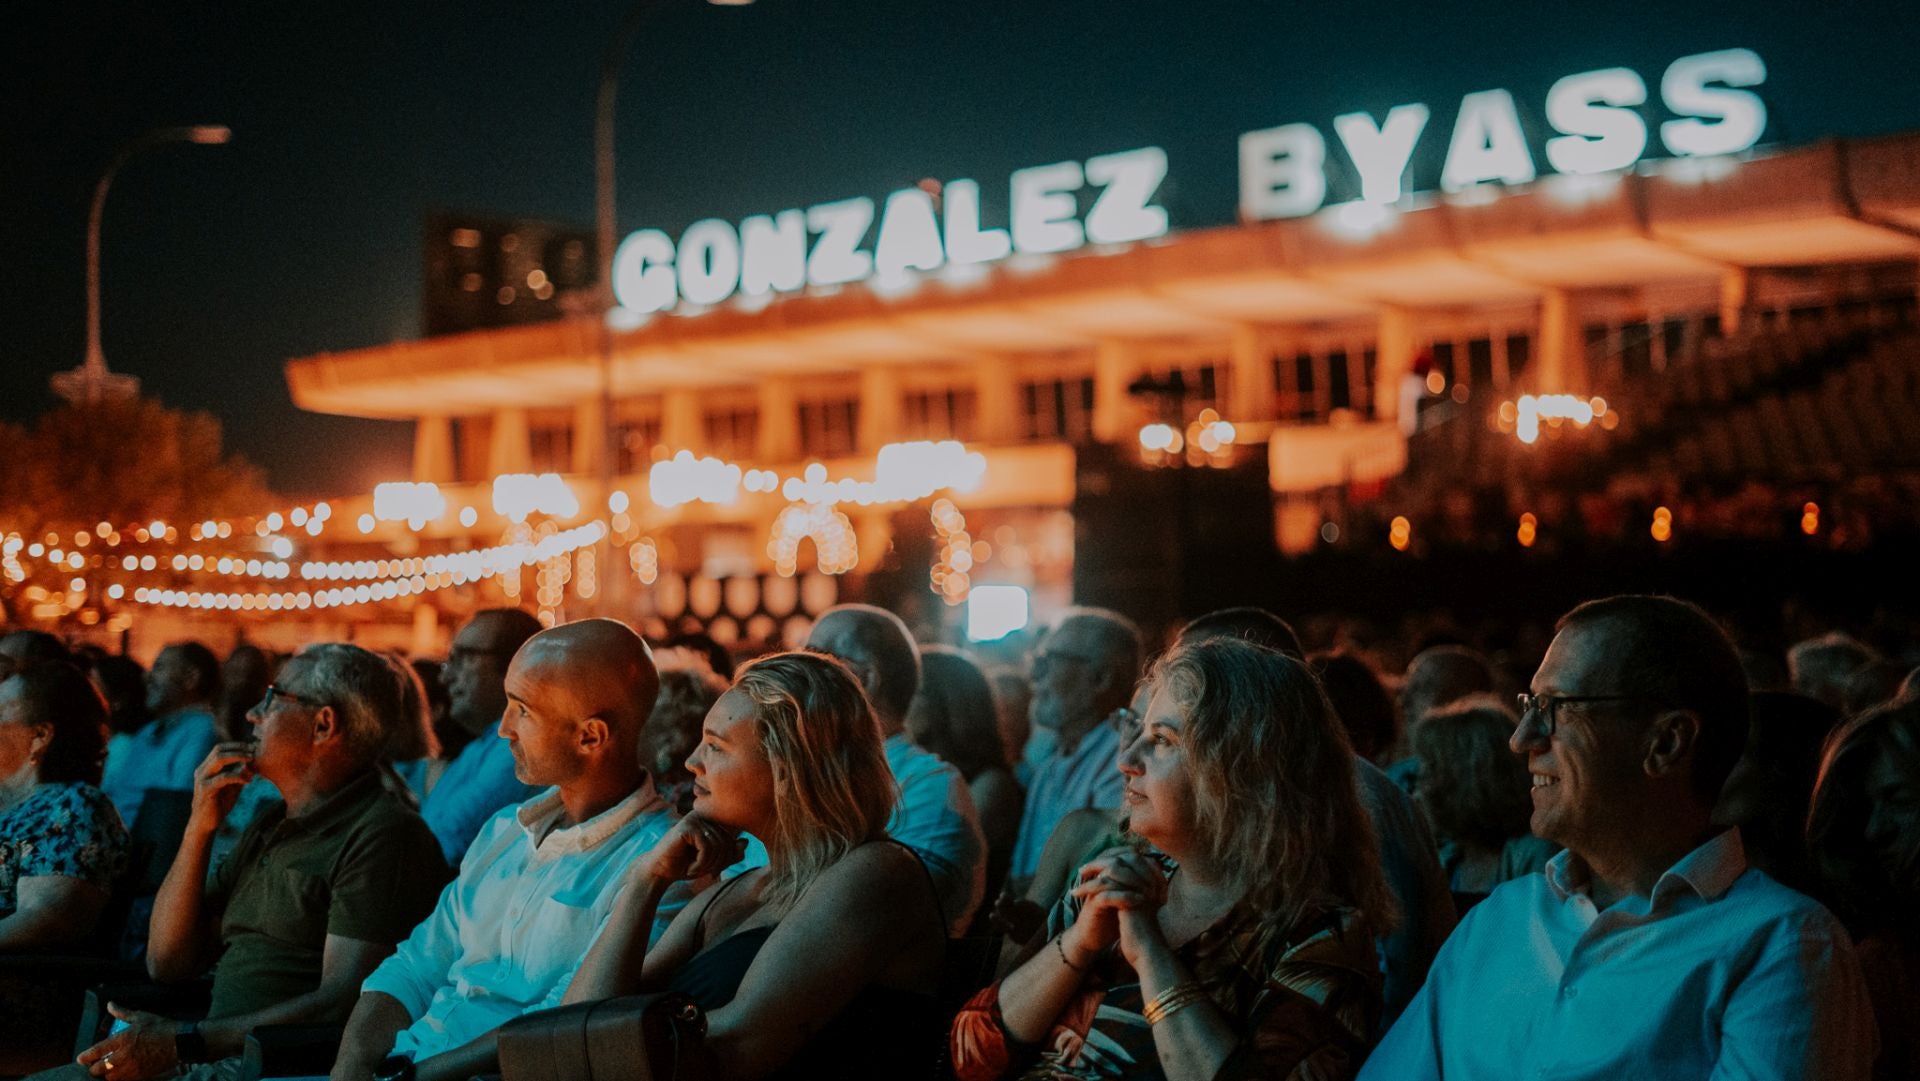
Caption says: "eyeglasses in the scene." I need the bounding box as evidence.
[1515,692,1660,736]
[259,684,324,713]
[1032,649,1098,678]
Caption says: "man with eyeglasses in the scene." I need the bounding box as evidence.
[1361,595,1876,1081]
[62,644,446,1081]
[418,609,544,866]
[1005,607,1142,896]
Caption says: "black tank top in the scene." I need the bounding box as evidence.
[664,842,944,1080]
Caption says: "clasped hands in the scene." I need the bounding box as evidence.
[1061,846,1170,970]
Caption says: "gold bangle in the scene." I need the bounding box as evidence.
[1142,982,1207,1025]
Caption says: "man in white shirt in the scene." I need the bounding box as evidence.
[1005,608,1141,893]
[808,605,986,935]
[1361,595,1876,1081]
[330,618,690,1081]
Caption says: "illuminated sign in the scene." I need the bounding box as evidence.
[613,147,1169,313]
[1239,48,1767,220]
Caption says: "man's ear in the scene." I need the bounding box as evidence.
[311,705,341,747]
[1643,709,1701,781]
[578,715,611,755]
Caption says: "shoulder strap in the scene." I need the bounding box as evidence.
[694,868,756,946]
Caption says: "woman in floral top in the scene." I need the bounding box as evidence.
[954,638,1394,1081]
[0,660,131,946]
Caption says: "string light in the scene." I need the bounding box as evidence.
[1389,516,1411,551]
[768,504,858,577]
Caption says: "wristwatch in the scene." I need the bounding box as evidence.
[374,1053,417,1081]
[173,1021,209,1064]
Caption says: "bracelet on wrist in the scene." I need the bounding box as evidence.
[1142,982,1208,1025]
[1054,934,1088,973]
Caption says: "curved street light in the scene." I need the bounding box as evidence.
[53,124,232,405]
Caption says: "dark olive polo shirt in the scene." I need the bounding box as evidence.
[203,770,449,1021]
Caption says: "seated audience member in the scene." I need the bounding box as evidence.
[88,653,152,740]
[64,644,448,1081]
[911,645,1025,920]
[663,630,736,681]
[1006,609,1140,896]
[1789,632,1876,711]
[1312,650,1398,763]
[1362,595,1876,1081]
[1388,645,1497,792]
[380,652,441,804]
[422,609,544,865]
[215,645,271,744]
[1808,697,1920,1081]
[954,637,1391,1081]
[987,668,1033,785]
[332,620,691,1081]
[0,663,131,1067]
[562,651,946,1081]
[1181,608,1453,1023]
[100,641,221,829]
[808,604,987,934]
[0,630,71,672]
[1713,691,1842,897]
[1411,695,1556,900]
[409,659,460,762]
[641,660,730,811]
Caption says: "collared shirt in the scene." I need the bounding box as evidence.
[420,719,539,868]
[885,732,986,936]
[1008,720,1124,883]
[204,771,448,1022]
[1361,830,1878,1081]
[101,705,219,827]
[364,778,690,1061]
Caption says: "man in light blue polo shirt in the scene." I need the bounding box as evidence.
[1006,608,1140,894]
[101,640,221,828]
[1361,595,1875,1080]
[419,609,543,866]
[808,605,986,936]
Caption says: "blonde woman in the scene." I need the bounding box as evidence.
[954,637,1393,1081]
[565,651,945,1080]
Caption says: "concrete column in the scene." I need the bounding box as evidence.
[570,399,606,476]
[857,367,901,453]
[661,390,701,453]
[758,377,799,462]
[974,355,1019,443]
[1719,266,1752,338]
[1538,288,1590,393]
[1229,325,1273,422]
[411,416,455,484]
[1374,305,1416,424]
[487,407,532,476]
[1092,339,1143,444]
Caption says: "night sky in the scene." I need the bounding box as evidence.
[5,0,1917,496]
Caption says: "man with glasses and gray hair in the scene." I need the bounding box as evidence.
[61,643,447,1081]
[1361,595,1876,1081]
[1004,607,1141,896]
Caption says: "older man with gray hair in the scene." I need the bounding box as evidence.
[63,643,447,1081]
[807,604,987,935]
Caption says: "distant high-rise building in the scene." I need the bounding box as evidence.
[422,213,596,337]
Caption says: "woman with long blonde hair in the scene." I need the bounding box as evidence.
[565,650,946,1080]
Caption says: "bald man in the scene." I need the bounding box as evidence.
[808,604,987,935]
[332,620,691,1081]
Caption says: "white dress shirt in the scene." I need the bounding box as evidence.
[1360,830,1877,1081]
[363,779,688,1060]
[884,732,986,936]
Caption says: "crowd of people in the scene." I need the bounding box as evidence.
[0,590,1912,1080]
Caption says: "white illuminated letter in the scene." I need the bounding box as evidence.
[611,228,677,313]
[1238,123,1327,220]
[874,187,946,279]
[1545,68,1649,175]
[675,218,742,306]
[1660,48,1767,157]
[1333,104,1430,203]
[942,179,1011,265]
[739,209,808,295]
[1084,146,1169,244]
[1442,89,1537,191]
[805,197,875,286]
[1010,160,1085,254]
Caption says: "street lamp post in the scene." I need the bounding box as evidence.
[53,125,232,405]
[591,0,754,616]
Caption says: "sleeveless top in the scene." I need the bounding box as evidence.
[664,841,944,1080]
